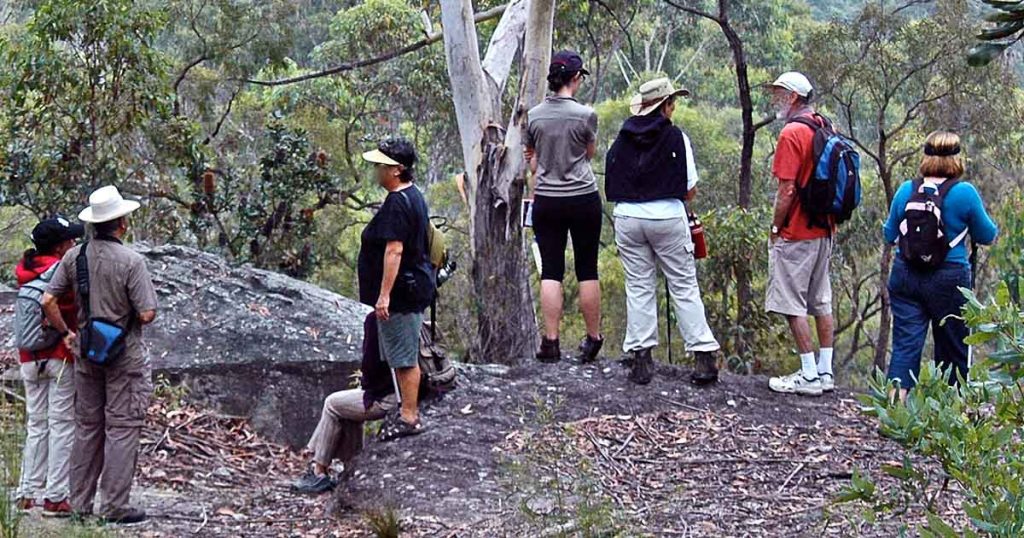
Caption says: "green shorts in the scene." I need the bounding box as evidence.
[377,312,423,369]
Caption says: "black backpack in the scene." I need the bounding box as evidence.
[787,114,862,228]
[898,179,968,271]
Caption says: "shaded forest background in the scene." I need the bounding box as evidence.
[2,0,1023,384]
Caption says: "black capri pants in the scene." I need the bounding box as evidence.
[532,191,603,282]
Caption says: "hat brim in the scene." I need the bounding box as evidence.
[767,82,809,97]
[66,223,85,239]
[78,201,141,224]
[362,149,402,166]
[630,88,690,116]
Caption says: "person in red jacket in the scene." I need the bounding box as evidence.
[13,217,83,517]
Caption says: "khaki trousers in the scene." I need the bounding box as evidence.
[17,359,75,502]
[69,354,152,518]
[615,216,720,353]
[306,388,396,467]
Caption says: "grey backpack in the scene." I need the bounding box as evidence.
[15,263,62,351]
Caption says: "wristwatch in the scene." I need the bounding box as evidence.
[771,225,780,235]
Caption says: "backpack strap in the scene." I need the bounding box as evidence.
[75,243,91,357]
[936,177,960,198]
[787,113,832,133]
[396,188,435,267]
[787,116,820,132]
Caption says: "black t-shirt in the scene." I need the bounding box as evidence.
[357,185,436,313]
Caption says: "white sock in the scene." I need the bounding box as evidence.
[818,348,834,376]
[800,352,817,380]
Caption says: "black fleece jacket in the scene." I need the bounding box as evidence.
[604,114,689,203]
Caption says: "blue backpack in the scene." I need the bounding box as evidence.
[789,114,862,227]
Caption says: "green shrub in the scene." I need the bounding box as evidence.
[842,280,1024,537]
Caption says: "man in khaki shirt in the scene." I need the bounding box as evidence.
[42,186,157,524]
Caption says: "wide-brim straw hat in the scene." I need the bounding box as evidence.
[630,77,690,116]
[78,186,141,223]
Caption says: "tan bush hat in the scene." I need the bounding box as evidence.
[629,77,690,116]
[78,186,141,223]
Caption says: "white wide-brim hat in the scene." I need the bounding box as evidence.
[78,186,141,223]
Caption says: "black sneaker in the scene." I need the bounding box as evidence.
[291,463,337,495]
[627,348,654,385]
[379,410,427,442]
[101,507,147,525]
[576,334,604,364]
[536,337,561,363]
[690,351,720,386]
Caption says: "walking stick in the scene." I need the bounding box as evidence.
[665,276,672,363]
[967,241,979,376]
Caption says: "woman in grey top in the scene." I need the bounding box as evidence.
[524,50,603,364]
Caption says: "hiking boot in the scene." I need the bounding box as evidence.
[15,498,35,511]
[291,463,336,495]
[690,351,719,386]
[101,507,147,525]
[536,337,561,363]
[819,372,835,392]
[627,348,654,385]
[42,498,72,518]
[769,371,823,396]
[576,334,604,364]
[379,409,427,442]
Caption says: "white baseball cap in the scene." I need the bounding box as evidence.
[770,72,813,98]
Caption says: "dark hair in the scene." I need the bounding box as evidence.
[22,240,63,271]
[22,248,41,271]
[547,70,579,93]
[654,96,677,117]
[378,137,417,183]
[93,217,123,238]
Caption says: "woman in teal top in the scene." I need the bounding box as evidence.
[882,131,998,399]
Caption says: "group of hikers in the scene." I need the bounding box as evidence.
[10,49,999,516]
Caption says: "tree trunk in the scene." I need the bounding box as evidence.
[719,1,756,358]
[873,244,893,374]
[872,163,896,374]
[472,126,537,361]
[719,7,755,209]
[439,0,548,364]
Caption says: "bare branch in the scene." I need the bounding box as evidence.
[592,0,638,59]
[664,0,722,23]
[202,86,241,145]
[891,0,933,17]
[753,115,776,132]
[244,3,509,87]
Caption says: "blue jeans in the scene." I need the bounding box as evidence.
[886,258,971,389]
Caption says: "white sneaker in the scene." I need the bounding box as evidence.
[819,372,835,392]
[769,371,823,396]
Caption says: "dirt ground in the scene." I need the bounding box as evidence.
[16,358,966,537]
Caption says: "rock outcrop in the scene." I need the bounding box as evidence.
[140,244,368,447]
[1,244,368,447]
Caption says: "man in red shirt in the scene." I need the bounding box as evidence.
[765,72,835,397]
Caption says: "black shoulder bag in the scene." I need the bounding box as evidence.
[76,241,128,365]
